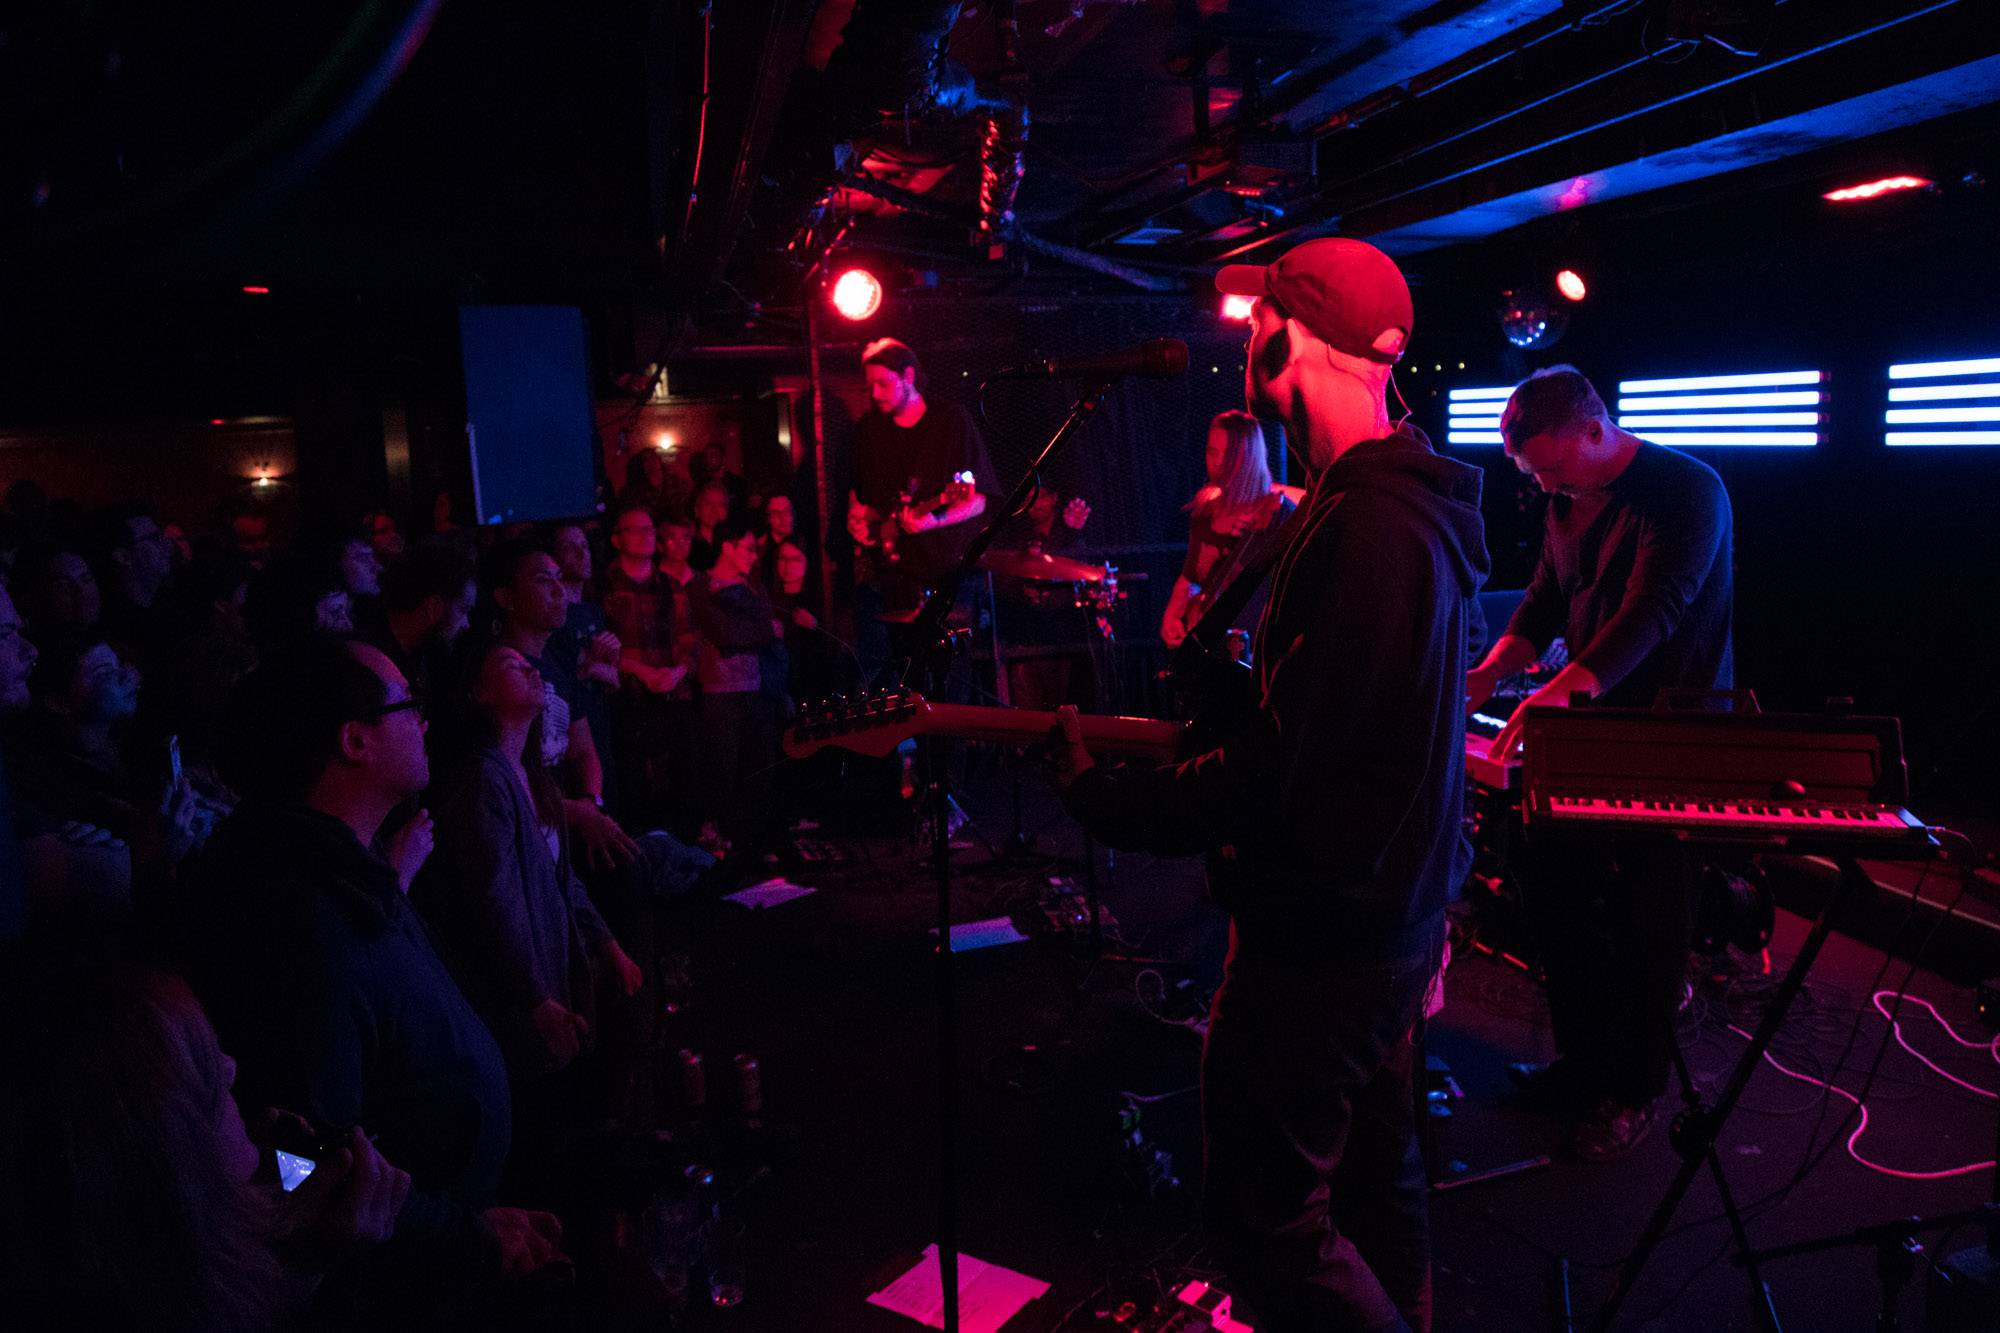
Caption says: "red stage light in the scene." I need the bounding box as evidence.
[1221,294,1256,322]
[240,285,271,295]
[209,417,227,426]
[1822,175,1932,203]
[830,269,884,321]
[1555,269,1588,302]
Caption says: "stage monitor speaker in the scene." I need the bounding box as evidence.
[459,304,598,526]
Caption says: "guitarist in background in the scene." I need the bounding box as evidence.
[1054,240,1489,1333]
[847,338,998,624]
[1158,410,1305,651]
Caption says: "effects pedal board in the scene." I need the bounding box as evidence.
[1075,1280,1253,1331]
[1039,875,1118,939]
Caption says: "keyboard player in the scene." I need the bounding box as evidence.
[1464,366,1735,1161]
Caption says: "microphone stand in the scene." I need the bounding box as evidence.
[904,377,1115,1333]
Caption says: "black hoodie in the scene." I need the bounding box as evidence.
[171,800,511,1284]
[1066,424,1489,958]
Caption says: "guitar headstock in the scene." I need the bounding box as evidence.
[782,687,931,760]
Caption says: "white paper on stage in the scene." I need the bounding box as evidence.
[865,1244,1049,1333]
[722,877,818,909]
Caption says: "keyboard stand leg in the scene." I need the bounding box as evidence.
[1589,855,1868,1332]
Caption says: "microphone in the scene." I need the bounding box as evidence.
[993,338,1189,381]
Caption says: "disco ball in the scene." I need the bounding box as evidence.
[1498,290,1566,349]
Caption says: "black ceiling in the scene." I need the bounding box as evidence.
[4,1,1996,351]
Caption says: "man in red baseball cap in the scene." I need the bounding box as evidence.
[1055,236,1486,1331]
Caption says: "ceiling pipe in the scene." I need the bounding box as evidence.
[1057,0,1642,242]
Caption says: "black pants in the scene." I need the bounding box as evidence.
[698,689,779,855]
[1201,914,1442,1333]
[1527,836,1698,1107]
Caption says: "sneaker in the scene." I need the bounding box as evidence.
[1567,1099,1656,1162]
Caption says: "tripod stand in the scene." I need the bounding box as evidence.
[1589,853,1892,1332]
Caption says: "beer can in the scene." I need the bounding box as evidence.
[734,1053,763,1118]
[677,1048,707,1110]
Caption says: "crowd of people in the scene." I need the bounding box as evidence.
[0,450,829,1329]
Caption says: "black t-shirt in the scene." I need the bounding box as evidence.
[1506,440,1734,707]
[852,400,997,591]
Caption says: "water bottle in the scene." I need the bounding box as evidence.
[636,1182,697,1316]
[688,1164,747,1309]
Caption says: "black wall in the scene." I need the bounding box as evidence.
[1405,182,2000,818]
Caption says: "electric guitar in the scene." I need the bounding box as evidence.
[1168,490,1300,752]
[870,472,979,565]
[1176,489,1298,642]
[782,688,1185,764]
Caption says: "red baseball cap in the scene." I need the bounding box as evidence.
[1216,238,1413,364]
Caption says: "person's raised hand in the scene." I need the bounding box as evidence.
[1062,496,1092,530]
[276,1122,411,1247]
[149,776,204,867]
[483,1207,567,1280]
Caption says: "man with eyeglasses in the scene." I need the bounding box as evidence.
[1053,240,1488,1332]
[173,637,569,1316]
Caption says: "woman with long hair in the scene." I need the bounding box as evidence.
[1159,410,1302,649]
[418,641,642,1091]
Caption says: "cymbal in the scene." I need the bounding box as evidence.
[978,547,1108,582]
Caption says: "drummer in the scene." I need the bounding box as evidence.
[1004,484,1092,554]
[989,484,1099,710]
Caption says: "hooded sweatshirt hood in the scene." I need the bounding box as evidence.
[1309,423,1490,599]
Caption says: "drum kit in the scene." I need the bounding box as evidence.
[975,545,1138,635]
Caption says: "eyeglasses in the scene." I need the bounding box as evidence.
[359,695,425,722]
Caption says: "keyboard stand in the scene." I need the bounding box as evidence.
[1590,853,1879,1333]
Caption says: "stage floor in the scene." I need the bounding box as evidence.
[670,771,1997,1332]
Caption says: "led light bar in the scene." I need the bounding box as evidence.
[1617,412,1821,428]
[1447,402,1507,417]
[1447,386,1515,401]
[1887,383,2000,402]
[1885,407,2000,424]
[1886,431,2000,446]
[1617,391,1822,412]
[1617,371,1823,393]
[1446,431,1504,446]
[1627,431,1817,447]
[1888,358,2000,380]
[1882,356,1998,445]
[1613,370,1824,444]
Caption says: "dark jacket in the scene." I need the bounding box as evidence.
[418,746,613,1080]
[172,800,510,1277]
[1066,426,1489,958]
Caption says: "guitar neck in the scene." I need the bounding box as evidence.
[918,703,1183,763]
